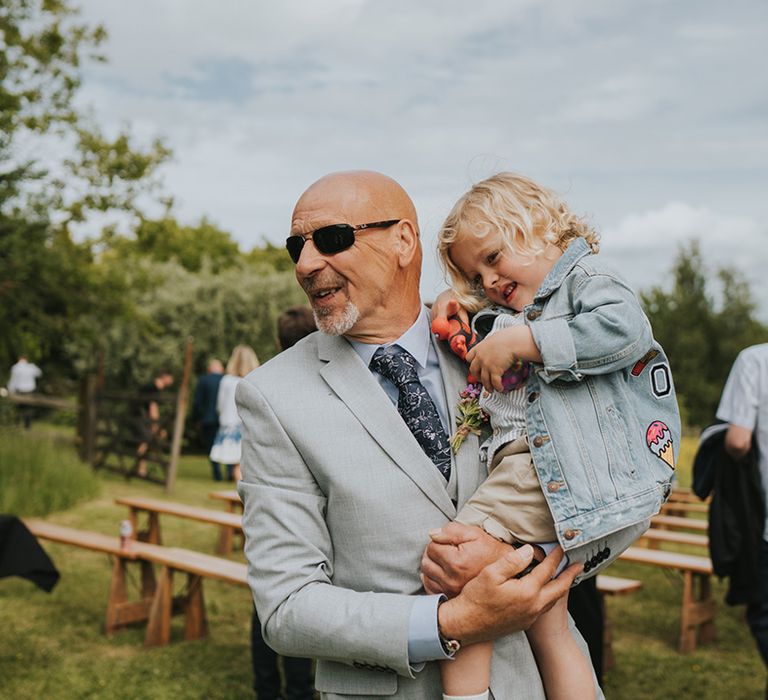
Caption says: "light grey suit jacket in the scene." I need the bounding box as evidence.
[236,327,586,698]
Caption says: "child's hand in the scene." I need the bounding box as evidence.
[430,290,469,328]
[466,332,519,392]
[466,326,542,392]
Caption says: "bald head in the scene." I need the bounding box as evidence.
[290,170,424,343]
[293,171,419,232]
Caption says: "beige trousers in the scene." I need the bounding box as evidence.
[456,435,557,544]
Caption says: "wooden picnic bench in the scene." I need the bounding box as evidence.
[595,575,643,672]
[24,518,248,647]
[618,546,714,653]
[208,489,242,513]
[652,514,708,532]
[669,487,710,504]
[115,496,243,555]
[638,528,709,549]
[661,501,709,516]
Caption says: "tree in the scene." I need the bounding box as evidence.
[1,0,169,222]
[0,0,170,382]
[103,216,241,273]
[641,241,768,428]
[82,258,307,388]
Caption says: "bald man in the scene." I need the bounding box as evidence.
[236,171,595,699]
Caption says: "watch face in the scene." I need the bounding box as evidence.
[443,638,461,654]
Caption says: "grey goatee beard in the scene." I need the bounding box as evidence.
[313,300,360,336]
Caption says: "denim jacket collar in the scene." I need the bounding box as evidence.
[534,237,592,301]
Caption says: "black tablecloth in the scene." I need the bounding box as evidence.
[0,514,60,592]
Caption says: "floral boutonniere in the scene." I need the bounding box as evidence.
[449,381,489,453]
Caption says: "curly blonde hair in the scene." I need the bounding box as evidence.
[438,172,600,311]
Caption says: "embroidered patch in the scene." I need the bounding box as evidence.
[649,363,671,397]
[631,349,659,376]
[646,420,675,469]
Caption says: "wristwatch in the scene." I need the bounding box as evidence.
[437,601,461,655]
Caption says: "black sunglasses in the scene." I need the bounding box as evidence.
[286,219,401,263]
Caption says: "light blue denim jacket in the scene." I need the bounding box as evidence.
[472,238,680,552]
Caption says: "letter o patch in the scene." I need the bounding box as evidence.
[650,364,671,398]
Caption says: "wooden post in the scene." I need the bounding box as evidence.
[166,337,193,493]
[76,376,88,461]
[85,374,98,468]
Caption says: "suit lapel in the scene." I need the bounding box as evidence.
[317,333,456,518]
[432,334,483,507]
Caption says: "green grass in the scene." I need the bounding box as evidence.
[0,429,763,698]
[0,427,101,515]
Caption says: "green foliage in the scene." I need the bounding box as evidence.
[0,0,106,145]
[0,427,100,515]
[0,0,170,223]
[104,216,241,272]
[82,258,307,386]
[0,213,133,384]
[641,241,768,428]
[245,239,296,272]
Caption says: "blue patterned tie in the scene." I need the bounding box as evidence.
[370,345,452,480]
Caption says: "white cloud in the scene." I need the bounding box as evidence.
[60,0,768,320]
[600,203,767,314]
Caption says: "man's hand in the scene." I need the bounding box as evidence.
[420,522,510,596]
[437,545,582,644]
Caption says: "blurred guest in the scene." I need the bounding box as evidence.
[210,345,259,482]
[7,355,42,430]
[192,358,225,480]
[716,343,768,672]
[136,369,174,478]
[276,305,317,352]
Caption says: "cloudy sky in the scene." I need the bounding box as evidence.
[74,0,767,316]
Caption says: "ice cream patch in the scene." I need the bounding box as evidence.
[646,420,675,469]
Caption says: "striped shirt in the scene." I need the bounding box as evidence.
[479,312,529,465]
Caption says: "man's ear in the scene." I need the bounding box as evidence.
[394,220,420,267]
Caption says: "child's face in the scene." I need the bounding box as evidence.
[450,227,562,312]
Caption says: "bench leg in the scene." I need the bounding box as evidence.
[105,557,128,636]
[105,556,155,635]
[216,525,234,555]
[145,566,173,647]
[678,572,716,653]
[698,575,716,645]
[137,512,161,545]
[183,574,209,640]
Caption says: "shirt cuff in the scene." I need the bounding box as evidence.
[407,594,451,667]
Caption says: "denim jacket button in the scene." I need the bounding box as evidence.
[526,309,541,321]
[563,529,579,540]
[527,391,539,403]
[532,435,544,448]
[547,481,561,493]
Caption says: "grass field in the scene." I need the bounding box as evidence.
[0,426,763,699]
